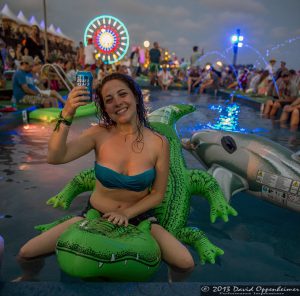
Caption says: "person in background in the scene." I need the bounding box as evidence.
[21,25,44,63]
[13,56,64,107]
[130,47,140,78]
[84,38,96,69]
[97,60,108,83]
[64,60,77,84]
[157,64,173,91]
[274,61,288,81]
[263,71,297,117]
[199,67,220,95]
[149,42,161,85]
[256,70,271,96]
[76,41,85,69]
[187,66,201,95]
[279,96,300,127]
[265,58,276,81]
[116,64,129,75]
[190,46,204,67]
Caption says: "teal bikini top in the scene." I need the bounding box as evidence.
[95,162,156,192]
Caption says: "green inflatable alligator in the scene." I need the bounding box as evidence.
[41,104,237,280]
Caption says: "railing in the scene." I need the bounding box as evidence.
[41,63,74,92]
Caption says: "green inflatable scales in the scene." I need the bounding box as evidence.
[42,104,237,280]
[56,210,161,281]
[29,102,97,123]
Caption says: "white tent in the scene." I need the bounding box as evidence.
[47,23,57,35]
[39,19,45,30]
[17,10,30,26]
[29,15,40,28]
[56,27,71,40]
[0,4,19,22]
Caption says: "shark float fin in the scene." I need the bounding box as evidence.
[207,164,249,202]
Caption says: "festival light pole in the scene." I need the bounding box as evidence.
[231,29,244,66]
[42,0,49,60]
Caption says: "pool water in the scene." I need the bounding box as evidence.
[0,90,299,282]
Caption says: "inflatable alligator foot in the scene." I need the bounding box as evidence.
[46,169,95,209]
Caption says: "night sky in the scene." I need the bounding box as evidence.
[4,0,300,69]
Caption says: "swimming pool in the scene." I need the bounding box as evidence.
[1,90,299,282]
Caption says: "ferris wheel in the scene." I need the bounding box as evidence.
[84,15,130,64]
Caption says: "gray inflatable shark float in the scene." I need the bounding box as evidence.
[182,129,300,212]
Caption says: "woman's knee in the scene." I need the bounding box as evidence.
[18,245,34,259]
[265,99,273,106]
[177,252,195,271]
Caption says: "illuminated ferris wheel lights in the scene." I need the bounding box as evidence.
[84,15,129,64]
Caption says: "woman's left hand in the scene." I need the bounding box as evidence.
[103,211,129,227]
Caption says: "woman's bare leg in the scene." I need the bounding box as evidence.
[151,224,194,282]
[14,216,83,281]
[290,109,300,128]
[263,100,273,116]
[270,101,281,117]
[279,106,290,123]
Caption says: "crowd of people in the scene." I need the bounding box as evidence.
[0,23,299,129]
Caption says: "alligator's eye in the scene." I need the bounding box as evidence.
[221,136,237,154]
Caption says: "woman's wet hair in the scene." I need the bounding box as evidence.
[31,25,41,44]
[95,73,150,151]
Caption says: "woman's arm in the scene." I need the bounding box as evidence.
[47,86,95,164]
[290,97,300,107]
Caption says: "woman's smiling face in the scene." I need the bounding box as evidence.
[101,79,138,125]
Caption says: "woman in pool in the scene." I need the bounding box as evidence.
[16,73,194,281]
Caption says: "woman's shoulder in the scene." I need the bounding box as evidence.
[145,128,169,149]
[81,122,110,137]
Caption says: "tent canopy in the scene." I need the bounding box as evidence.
[17,10,30,26]
[0,4,19,22]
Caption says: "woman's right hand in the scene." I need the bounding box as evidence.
[62,86,90,118]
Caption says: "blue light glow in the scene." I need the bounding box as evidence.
[231,34,244,44]
[231,35,238,43]
[178,102,250,137]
